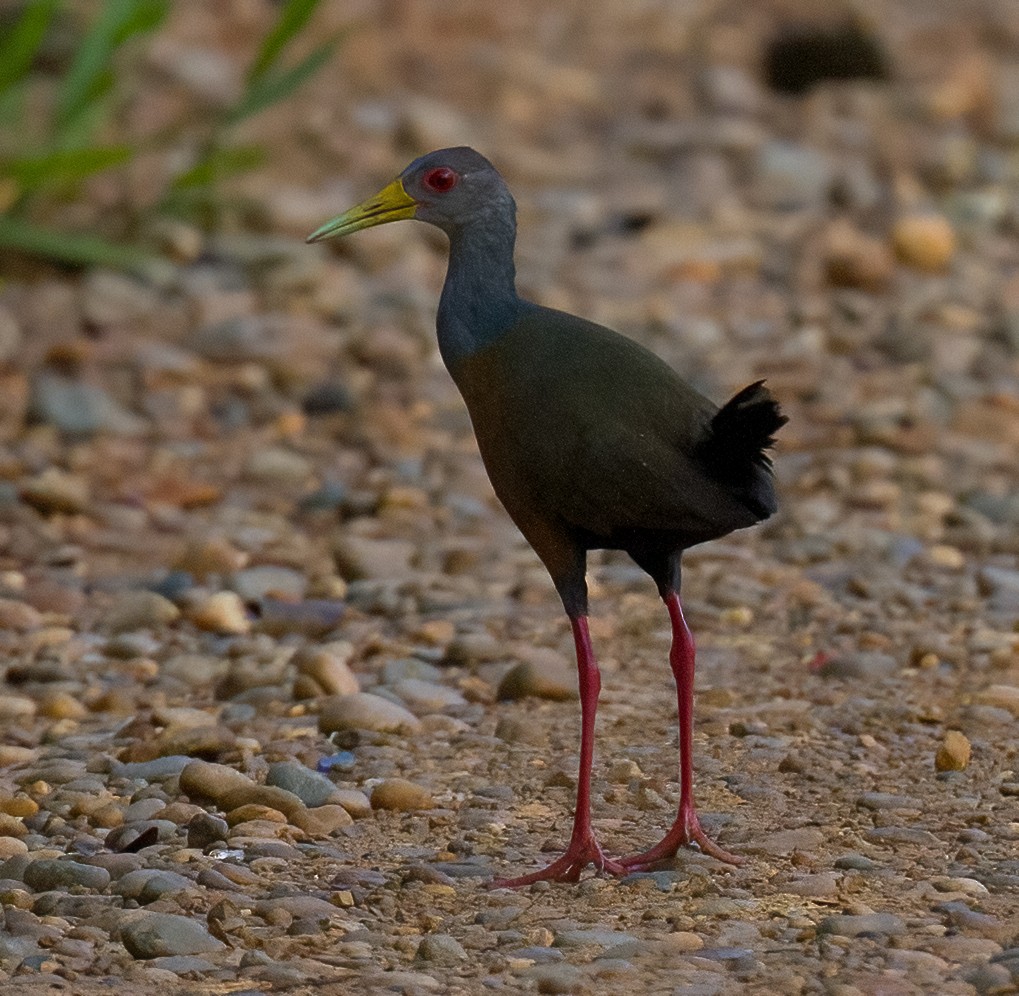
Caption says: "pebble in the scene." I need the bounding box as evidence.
[332,535,417,581]
[115,869,194,903]
[266,760,340,807]
[892,212,956,272]
[244,447,313,483]
[818,913,906,937]
[416,933,468,964]
[104,590,180,632]
[231,565,308,602]
[120,912,226,959]
[22,858,111,892]
[190,591,251,635]
[178,759,256,803]
[497,656,577,702]
[292,642,360,696]
[370,778,434,811]
[29,373,146,436]
[186,812,230,848]
[974,684,1019,716]
[936,730,972,771]
[318,692,423,735]
[392,677,467,713]
[817,652,898,680]
[290,804,353,835]
[19,467,91,515]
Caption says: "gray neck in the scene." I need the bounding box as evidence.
[436,205,528,370]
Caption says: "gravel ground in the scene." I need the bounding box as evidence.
[1,1,1018,993]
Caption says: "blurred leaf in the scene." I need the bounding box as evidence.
[228,37,338,125]
[170,144,265,190]
[0,0,61,97]
[0,213,150,269]
[1,145,133,192]
[248,0,322,83]
[56,0,168,138]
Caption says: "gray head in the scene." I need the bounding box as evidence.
[307,147,515,243]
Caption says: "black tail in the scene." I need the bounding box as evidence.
[696,380,787,501]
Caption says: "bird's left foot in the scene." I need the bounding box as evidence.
[489,833,627,888]
[620,809,743,871]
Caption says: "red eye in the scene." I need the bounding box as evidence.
[422,167,458,193]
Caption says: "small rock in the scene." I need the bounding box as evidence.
[973,685,1019,717]
[371,778,434,811]
[290,804,353,835]
[293,642,359,696]
[219,784,305,820]
[187,812,229,848]
[22,859,111,892]
[104,591,180,632]
[29,373,146,436]
[174,538,248,578]
[892,213,956,272]
[245,447,313,484]
[824,220,894,291]
[393,678,467,713]
[121,912,225,959]
[817,652,897,681]
[190,591,250,635]
[19,467,90,515]
[498,653,577,702]
[332,534,416,581]
[231,565,308,602]
[318,692,422,735]
[756,140,831,211]
[936,730,971,771]
[115,869,193,903]
[0,599,43,632]
[818,913,906,937]
[416,933,468,964]
[178,760,255,804]
[266,761,339,807]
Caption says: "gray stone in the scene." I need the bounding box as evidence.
[22,859,111,892]
[232,565,308,602]
[115,869,193,903]
[30,373,146,436]
[266,760,338,807]
[416,933,468,964]
[818,913,906,937]
[113,756,193,781]
[121,912,225,959]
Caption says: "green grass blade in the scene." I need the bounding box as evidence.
[1,145,133,192]
[0,0,61,96]
[248,0,321,83]
[0,213,151,269]
[229,37,337,125]
[170,144,266,190]
[56,0,168,137]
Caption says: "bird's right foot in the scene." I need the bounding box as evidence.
[489,833,626,888]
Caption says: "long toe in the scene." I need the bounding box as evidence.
[620,813,743,870]
[489,835,627,888]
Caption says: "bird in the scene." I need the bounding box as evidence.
[308,147,786,887]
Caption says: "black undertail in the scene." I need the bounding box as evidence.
[695,380,787,510]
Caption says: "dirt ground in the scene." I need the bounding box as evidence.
[0,0,1018,993]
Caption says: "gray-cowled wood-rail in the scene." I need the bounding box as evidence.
[308,147,786,887]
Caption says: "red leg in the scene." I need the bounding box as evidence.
[491,615,627,887]
[621,591,742,869]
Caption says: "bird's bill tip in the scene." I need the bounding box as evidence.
[305,178,417,243]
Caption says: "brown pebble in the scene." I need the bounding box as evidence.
[190,591,251,635]
[290,804,353,835]
[371,778,434,812]
[892,212,955,272]
[935,730,971,771]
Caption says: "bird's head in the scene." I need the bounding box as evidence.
[306,147,511,243]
